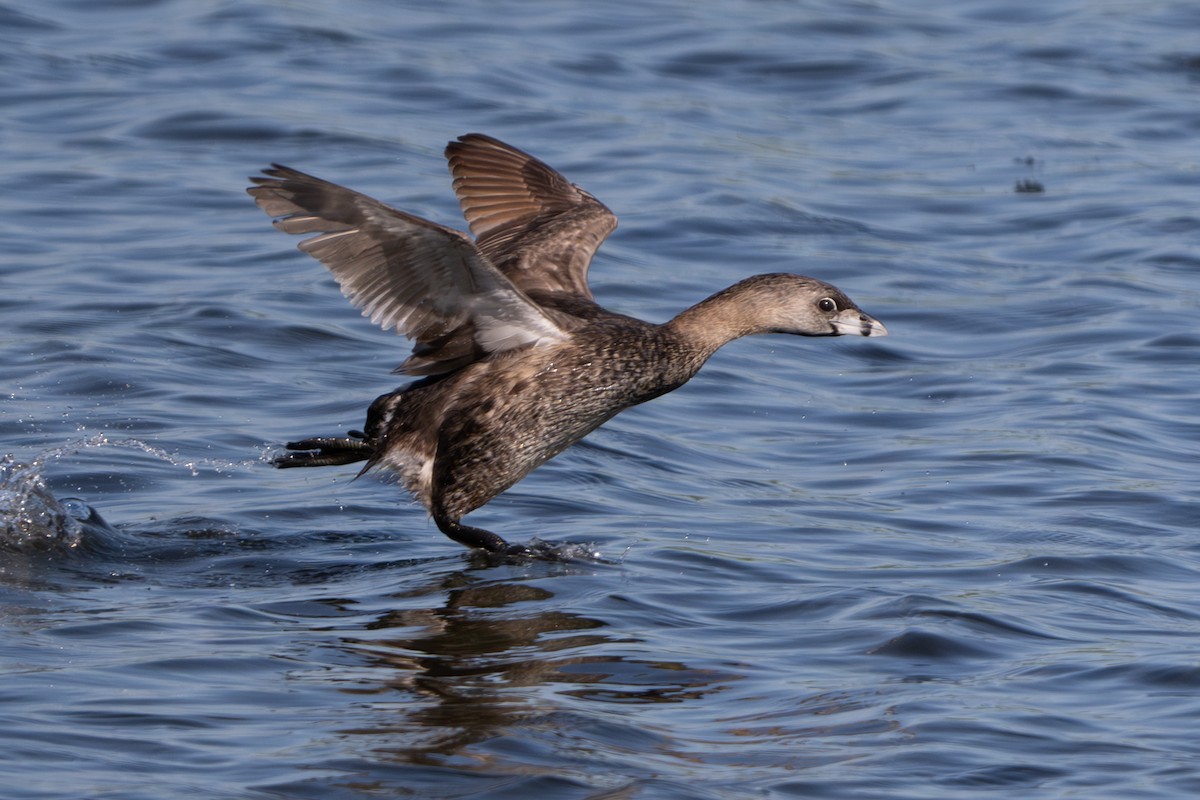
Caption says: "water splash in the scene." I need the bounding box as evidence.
[474,537,615,564]
[525,537,606,562]
[56,432,261,477]
[0,435,259,552]
[0,456,88,550]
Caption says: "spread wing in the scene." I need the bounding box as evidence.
[248,164,567,376]
[445,133,618,300]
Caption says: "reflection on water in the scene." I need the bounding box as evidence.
[331,574,726,769]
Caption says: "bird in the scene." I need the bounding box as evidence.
[248,133,886,555]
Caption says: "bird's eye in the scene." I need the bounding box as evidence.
[817,297,837,312]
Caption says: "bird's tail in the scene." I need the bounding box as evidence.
[274,431,374,469]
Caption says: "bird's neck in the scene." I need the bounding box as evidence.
[664,278,772,360]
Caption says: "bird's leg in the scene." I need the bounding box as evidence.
[433,512,513,553]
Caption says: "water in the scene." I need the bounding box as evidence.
[3,0,1199,797]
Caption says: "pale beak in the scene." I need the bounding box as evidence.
[831,309,888,337]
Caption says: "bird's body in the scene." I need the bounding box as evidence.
[249,134,886,554]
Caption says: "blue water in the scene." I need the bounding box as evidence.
[3,1,1199,797]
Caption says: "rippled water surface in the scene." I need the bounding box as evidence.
[3,1,1200,797]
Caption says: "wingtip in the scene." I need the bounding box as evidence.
[445,133,528,162]
[452,132,495,146]
[446,132,488,159]
[247,163,291,188]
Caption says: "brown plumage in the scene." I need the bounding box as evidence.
[248,134,887,554]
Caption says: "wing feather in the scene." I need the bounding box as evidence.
[445,133,618,300]
[248,164,566,375]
